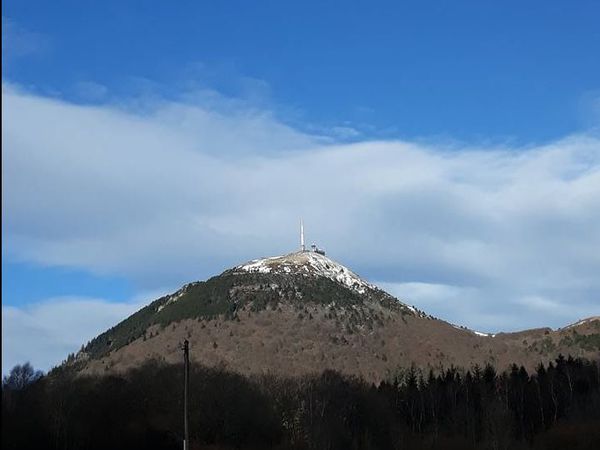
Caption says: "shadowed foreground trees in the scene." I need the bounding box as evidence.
[2,362,43,390]
[3,356,600,450]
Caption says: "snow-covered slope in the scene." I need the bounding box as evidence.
[562,316,600,330]
[234,251,378,295]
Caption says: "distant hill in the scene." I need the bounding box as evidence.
[70,251,600,382]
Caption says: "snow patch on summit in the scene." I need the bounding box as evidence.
[234,251,377,295]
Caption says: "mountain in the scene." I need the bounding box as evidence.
[72,251,600,382]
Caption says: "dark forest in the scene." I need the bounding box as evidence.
[3,356,600,450]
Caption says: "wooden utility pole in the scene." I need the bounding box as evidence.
[183,339,190,450]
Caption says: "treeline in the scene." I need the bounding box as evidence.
[3,356,600,450]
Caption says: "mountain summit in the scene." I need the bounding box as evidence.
[233,251,394,299]
[72,248,600,381]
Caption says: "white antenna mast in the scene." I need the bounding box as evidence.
[300,219,305,252]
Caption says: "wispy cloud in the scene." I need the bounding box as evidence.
[73,81,109,102]
[3,82,600,343]
[2,296,150,374]
[2,16,50,61]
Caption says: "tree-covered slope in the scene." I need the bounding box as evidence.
[82,268,416,362]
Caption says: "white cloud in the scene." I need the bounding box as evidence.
[73,81,109,101]
[2,82,600,342]
[2,296,148,374]
[377,281,600,333]
[378,282,473,306]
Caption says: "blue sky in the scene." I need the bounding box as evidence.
[3,1,600,373]
[5,1,600,141]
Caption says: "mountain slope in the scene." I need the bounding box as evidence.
[73,252,600,381]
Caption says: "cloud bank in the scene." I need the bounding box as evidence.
[3,82,600,371]
[2,297,146,373]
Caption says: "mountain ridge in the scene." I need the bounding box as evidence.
[69,251,600,381]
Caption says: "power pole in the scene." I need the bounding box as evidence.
[183,339,190,450]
